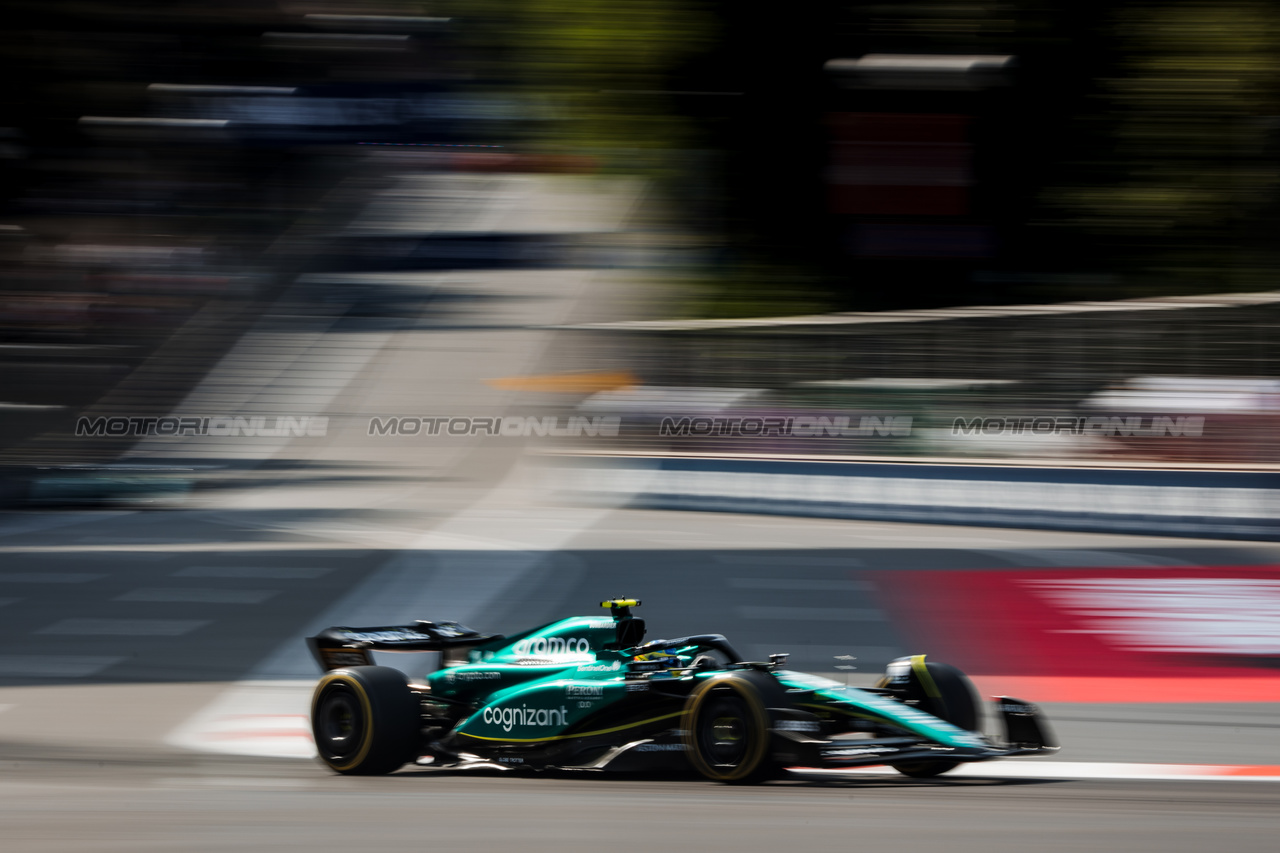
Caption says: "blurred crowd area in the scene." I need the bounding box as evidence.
[0,0,621,459]
[3,1,1280,474]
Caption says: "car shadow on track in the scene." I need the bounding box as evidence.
[780,775,1063,789]
[389,766,1064,789]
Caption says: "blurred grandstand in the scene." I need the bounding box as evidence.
[3,0,1280,501]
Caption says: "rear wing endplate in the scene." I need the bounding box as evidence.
[306,620,502,672]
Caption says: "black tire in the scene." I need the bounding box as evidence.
[683,675,775,784]
[311,666,420,775]
[888,659,981,779]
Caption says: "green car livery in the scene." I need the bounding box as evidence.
[307,599,1056,783]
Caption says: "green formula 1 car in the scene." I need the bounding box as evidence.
[306,599,1057,783]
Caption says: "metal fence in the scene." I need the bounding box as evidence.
[550,293,1280,465]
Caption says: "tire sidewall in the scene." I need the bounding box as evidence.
[311,666,416,775]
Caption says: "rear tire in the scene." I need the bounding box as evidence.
[886,659,980,779]
[683,675,775,784]
[312,666,419,775]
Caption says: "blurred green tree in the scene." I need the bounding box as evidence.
[447,0,717,157]
[1044,2,1280,293]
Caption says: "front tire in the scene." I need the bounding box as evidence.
[311,666,419,775]
[886,659,981,779]
[683,675,775,784]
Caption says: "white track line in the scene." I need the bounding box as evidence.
[796,762,1280,782]
[165,681,315,758]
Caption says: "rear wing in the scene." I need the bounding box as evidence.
[306,620,503,672]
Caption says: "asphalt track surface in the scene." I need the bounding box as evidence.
[3,507,1280,852]
[4,748,1280,853]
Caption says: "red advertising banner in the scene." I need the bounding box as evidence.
[870,567,1280,702]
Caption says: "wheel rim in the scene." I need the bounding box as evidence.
[698,695,751,768]
[316,685,365,760]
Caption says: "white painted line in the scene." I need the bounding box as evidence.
[737,606,887,621]
[173,566,332,579]
[115,588,280,604]
[796,762,1280,782]
[730,578,874,592]
[165,681,316,759]
[35,618,210,636]
[0,655,126,677]
[0,573,106,584]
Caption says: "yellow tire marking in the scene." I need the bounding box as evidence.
[312,671,375,773]
[683,677,770,782]
[910,654,942,699]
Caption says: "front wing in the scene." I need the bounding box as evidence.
[769,695,1059,770]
